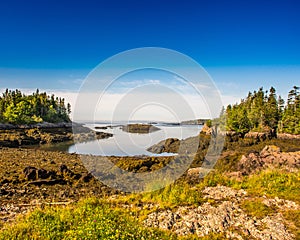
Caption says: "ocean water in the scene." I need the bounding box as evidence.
[39,122,202,156]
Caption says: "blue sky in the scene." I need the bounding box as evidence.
[0,0,299,119]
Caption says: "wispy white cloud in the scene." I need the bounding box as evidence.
[0,87,239,121]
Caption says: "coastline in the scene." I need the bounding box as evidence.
[1,136,299,238]
[0,122,112,148]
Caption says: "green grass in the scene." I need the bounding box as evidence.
[141,182,205,207]
[191,169,300,202]
[0,198,177,240]
[234,170,300,202]
[240,199,276,219]
[283,210,300,239]
[0,198,228,240]
[1,157,299,239]
[119,168,299,211]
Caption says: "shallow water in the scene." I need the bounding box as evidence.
[38,123,202,156]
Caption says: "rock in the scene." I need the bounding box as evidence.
[144,189,295,240]
[202,185,247,200]
[81,173,93,182]
[200,123,212,135]
[37,169,50,179]
[237,152,265,175]
[27,179,67,186]
[59,164,75,177]
[277,133,300,140]
[245,131,275,140]
[187,167,211,179]
[23,166,55,180]
[95,132,113,139]
[260,145,281,157]
[23,166,38,180]
[147,138,180,153]
[236,145,300,175]
[95,126,108,129]
[262,197,299,210]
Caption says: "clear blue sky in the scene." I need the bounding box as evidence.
[0,0,299,106]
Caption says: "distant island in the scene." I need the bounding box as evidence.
[181,119,209,125]
[122,123,160,134]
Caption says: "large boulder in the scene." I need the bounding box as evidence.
[236,145,300,175]
[147,138,180,153]
[23,166,53,180]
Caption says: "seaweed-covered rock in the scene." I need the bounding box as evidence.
[147,138,180,153]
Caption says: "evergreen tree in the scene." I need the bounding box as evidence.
[0,89,71,124]
[224,86,299,135]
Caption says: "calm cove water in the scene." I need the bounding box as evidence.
[38,122,202,156]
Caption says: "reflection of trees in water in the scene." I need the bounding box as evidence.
[37,141,74,152]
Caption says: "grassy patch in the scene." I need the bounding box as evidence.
[241,199,276,219]
[114,182,207,210]
[236,170,300,202]
[0,198,230,240]
[0,198,176,240]
[283,210,300,239]
[141,182,205,207]
[193,169,299,202]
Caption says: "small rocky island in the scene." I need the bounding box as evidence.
[121,124,160,134]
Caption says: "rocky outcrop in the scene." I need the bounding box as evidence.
[23,166,56,181]
[236,145,300,175]
[200,124,300,141]
[202,185,247,200]
[277,133,300,140]
[0,122,75,130]
[0,123,112,147]
[72,131,112,142]
[200,123,212,135]
[147,138,180,153]
[245,131,275,140]
[144,186,296,240]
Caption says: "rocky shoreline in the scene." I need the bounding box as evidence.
[0,148,174,223]
[0,122,112,148]
[0,126,299,238]
[200,123,300,140]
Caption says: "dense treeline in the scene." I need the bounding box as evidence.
[0,89,71,124]
[221,86,300,135]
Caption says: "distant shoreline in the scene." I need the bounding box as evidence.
[0,121,74,130]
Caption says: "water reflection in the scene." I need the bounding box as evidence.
[35,123,202,156]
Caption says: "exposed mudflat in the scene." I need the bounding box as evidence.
[0,147,173,224]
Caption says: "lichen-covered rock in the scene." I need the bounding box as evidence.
[202,185,247,200]
[237,145,300,175]
[144,186,297,240]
